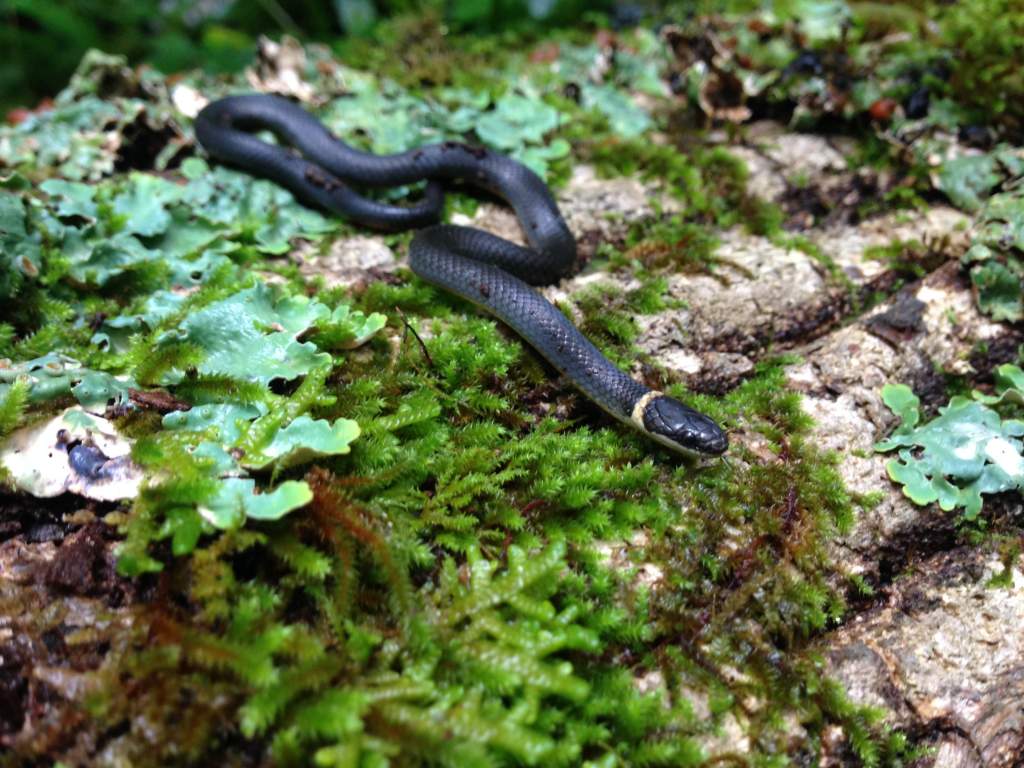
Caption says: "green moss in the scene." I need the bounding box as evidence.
[939,0,1024,139]
[849,573,877,598]
[986,536,1022,589]
[623,216,723,274]
[567,271,669,367]
[334,11,519,93]
[96,344,908,763]
[7,208,897,758]
[864,238,945,280]
[776,234,844,284]
[584,137,783,234]
[0,377,29,483]
[854,489,887,510]
[0,378,30,438]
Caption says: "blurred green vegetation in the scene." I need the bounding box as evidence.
[6,0,1024,140]
[0,0,617,113]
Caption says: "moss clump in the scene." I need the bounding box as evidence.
[81,346,908,765]
[0,379,29,441]
[334,12,511,92]
[776,234,857,300]
[623,216,721,274]
[864,238,946,280]
[634,362,918,761]
[583,137,783,234]
[939,0,1024,139]
[565,268,669,369]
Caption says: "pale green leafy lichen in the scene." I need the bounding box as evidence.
[0,96,127,179]
[772,0,852,42]
[961,187,1024,321]
[476,92,559,145]
[158,283,333,385]
[876,376,1024,519]
[38,178,99,221]
[936,150,1024,212]
[163,402,360,472]
[0,50,175,181]
[199,478,314,528]
[68,230,161,286]
[111,172,183,237]
[552,32,664,138]
[967,251,1024,322]
[321,82,571,179]
[314,304,388,349]
[0,353,132,406]
[973,364,1024,407]
[253,416,360,469]
[0,191,42,296]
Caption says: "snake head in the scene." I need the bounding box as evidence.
[638,394,729,456]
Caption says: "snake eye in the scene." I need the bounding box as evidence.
[642,395,728,455]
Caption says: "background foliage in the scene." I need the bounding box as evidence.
[0,0,619,113]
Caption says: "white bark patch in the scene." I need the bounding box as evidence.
[0,407,141,501]
[985,436,1024,479]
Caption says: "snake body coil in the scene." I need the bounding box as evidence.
[195,94,728,456]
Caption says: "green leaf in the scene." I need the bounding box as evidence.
[163,388,358,472]
[582,85,652,138]
[974,364,1024,406]
[475,94,560,150]
[958,182,1024,319]
[184,164,334,250]
[879,384,919,431]
[974,188,1024,252]
[0,353,132,406]
[112,172,183,237]
[67,230,159,286]
[160,507,205,555]
[163,403,266,443]
[316,305,387,349]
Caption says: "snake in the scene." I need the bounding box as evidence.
[194,94,728,456]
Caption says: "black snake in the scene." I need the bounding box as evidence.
[194,94,728,456]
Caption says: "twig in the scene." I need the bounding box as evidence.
[395,306,435,369]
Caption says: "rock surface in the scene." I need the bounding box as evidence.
[827,548,1024,767]
[784,262,1014,585]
